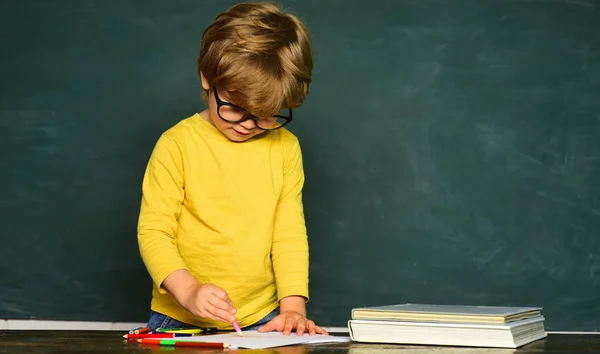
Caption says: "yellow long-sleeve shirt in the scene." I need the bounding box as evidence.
[137,113,309,329]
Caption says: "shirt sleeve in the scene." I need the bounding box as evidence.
[137,134,188,294]
[271,136,310,301]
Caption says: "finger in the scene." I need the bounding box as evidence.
[283,316,296,336]
[258,319,278,333]
[196,308,221,322]
[306,320,316,336]
[200,307,224,322]
[211,289,236,317]
[296,319,307,336]
[220,292,233,306]
[208,296,236,315]
[211,306,236,322]
[315,325,328,335]
[212,288,232,304]
[203,301,235,323]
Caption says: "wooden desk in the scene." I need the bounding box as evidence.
[1,331,599,353]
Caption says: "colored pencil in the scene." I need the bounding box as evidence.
[123,333,192,339]
[155,328,204,334]
[232,320,243,337]
[129,326,149,334]
[138,338,232,348]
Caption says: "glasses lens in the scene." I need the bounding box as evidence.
[218,105,245,122]
[256,116,289,130]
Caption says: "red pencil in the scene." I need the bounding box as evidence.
[123,333,191,340]
[138,338,232,348]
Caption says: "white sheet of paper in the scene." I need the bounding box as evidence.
[172,330,351,349]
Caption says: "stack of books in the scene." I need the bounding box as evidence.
[348,303,547,349]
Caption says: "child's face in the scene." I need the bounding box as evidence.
[201,74,267,143]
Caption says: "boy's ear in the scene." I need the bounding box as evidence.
[200,72,210,91]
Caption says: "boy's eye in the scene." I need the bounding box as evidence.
[218,105,246,122]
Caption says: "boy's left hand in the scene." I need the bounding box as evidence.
[258,310,328,336]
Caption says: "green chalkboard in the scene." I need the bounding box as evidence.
[1,0,599,330]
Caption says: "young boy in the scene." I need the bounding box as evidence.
[137,2,326,336]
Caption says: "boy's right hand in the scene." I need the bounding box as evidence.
[162,269,237,323]
[182,283,237,323]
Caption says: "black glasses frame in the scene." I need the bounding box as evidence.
[212,87,293,130]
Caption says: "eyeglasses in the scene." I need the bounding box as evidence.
[212,87,293,130]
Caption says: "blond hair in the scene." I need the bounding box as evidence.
[197,2,314,118]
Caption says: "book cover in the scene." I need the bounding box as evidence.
[351,303,542,323]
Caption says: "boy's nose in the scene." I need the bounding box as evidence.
[239,119,256,130]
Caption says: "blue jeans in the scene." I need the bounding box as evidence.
[147,307,280,332]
